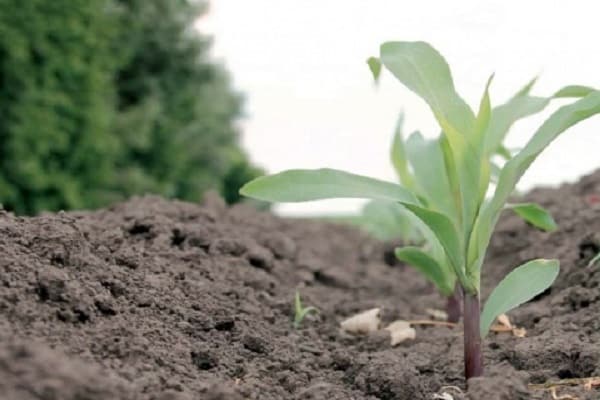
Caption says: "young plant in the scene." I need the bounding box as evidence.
[360,98,560,322]
[240,41,600,380]
[293,291,318,329]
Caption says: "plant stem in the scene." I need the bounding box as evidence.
[445,284,462,323]
[463,291,483,380]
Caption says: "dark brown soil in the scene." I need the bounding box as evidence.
[2,171,600,400]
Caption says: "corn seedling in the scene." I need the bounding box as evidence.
[359,95,560,321]
[293,291,318,329]
[240,41,600,380]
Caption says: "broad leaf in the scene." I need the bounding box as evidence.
[240,168,418,204]
[367,57,382,83]
[506,203,557,232]
[469,91,600,272]
[395,247,454,295]
[379,41,475,136]
[480,259,559,337]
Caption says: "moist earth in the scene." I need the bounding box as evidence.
[2,171,600,400]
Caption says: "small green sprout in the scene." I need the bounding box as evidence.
[588,252,600,268]
[240,41,600,381]
[293,291,318,329]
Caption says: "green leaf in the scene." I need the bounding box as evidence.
[511,76,538,99]
[469,91,600,273]
[360,200,421,241]
[240,168,418,204]
[379,41,476,137]
[506,203,557,232]
[400,203,464,279]
[294,291,318,329]
[380,41,481,237]
[485,95,550,155]
[405,132,455,217]
[390,113,416,191]
[367,56,382,83]
[554,85,596,98]
[395,247,454,295]
[480,259,559,337]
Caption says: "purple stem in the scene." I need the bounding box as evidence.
[445,284,463,323]
[463,291,483,381]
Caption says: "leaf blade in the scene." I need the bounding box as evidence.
[506,203,557,232]
[480,259,559,337]
[240,168,418,204]
[395,247,454,295]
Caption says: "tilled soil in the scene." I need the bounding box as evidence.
[2,171,600,400]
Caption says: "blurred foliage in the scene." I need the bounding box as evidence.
[0,0,261,214]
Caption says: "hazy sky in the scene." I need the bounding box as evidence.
[200,1,600,215]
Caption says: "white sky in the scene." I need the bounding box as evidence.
[199,1,600,215]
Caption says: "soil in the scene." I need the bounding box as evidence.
[2,171,600,400]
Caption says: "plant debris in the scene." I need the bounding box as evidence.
[340,308,381,334]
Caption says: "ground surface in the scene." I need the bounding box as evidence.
[2,171,600,400]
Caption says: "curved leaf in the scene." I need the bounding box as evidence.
[480,259,559,337]
[379,41,475,136]
[506,203,557,232]
[401,203,464,277]
[395,247,454,295]
[240,168,418,204]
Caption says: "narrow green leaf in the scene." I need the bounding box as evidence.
[395,247,454,295]
[405,132,455,217]
[240,168,418,204]
[367,56,382,83]
[554,85,596,98]
[511,76,538,99]
[390,113,416,191]
[480,259,559,337]
[294,291,318,329]
[400,203,464,276]
[485,95,550,155]
[506,203,557,232]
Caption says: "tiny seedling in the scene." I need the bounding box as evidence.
[293,291,318,329]
[588,252,600,268]
[240,41,600,381]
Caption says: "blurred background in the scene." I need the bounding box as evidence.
[1,0,599,216]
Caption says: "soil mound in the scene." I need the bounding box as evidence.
[2,171,600,400]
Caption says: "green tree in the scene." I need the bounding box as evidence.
[0,0,120,214]
[0,0,261,214]
[110,0,261,203]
